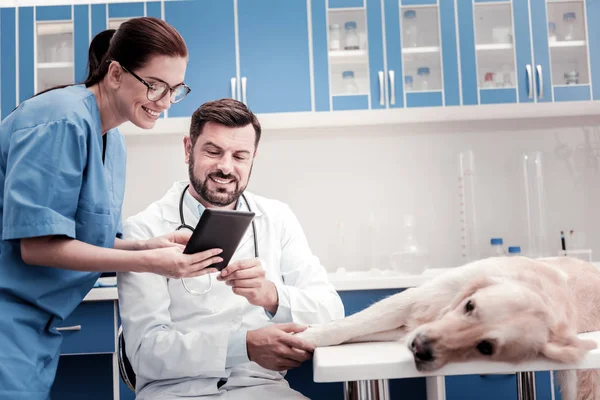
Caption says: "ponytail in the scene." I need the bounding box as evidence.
[84,29,115,87]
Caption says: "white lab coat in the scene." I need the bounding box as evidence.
[117,181,345,400]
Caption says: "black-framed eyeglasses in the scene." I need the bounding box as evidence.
[110,61,191,104]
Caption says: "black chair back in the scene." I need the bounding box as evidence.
[117,325,136,392]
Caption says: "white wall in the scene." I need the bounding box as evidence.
[123,118,600,273]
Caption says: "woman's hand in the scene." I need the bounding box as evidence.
[143,246,224,279]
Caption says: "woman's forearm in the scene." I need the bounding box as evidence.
[21,236,149,273]
[114,237,144,251]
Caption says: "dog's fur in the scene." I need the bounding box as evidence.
[296,256,600,400]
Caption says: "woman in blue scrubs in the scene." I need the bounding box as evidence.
[0,17,222,399]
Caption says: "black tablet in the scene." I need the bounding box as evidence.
[183,209,255,271]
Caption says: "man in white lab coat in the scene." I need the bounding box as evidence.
[117,98,345,400]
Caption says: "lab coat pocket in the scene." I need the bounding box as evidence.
[168,275,219,315]
[75,206,111,247]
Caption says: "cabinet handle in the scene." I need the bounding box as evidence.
[388,70,396,105]
[526,64,533,99]
[230,77,237,100]
[241,77,247,105]
[536,64,543,99]
[378,71,384,106]
[56,325,82,332]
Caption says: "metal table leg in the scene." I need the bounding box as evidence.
[517,372,536,400]
[344,379,390,400]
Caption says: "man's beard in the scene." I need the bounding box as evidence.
[188,155,251,207]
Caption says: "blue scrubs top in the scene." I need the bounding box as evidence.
[0,85,126,399]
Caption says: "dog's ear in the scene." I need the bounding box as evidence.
[541,323,597,364]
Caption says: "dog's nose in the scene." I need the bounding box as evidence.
[411,334,434,362]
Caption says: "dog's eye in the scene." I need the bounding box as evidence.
[477,340,494,356]
[464,300,475,313]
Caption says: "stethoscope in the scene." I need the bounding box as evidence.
[177,184,259,295]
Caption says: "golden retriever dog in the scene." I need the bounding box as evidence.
[296,256,600,400]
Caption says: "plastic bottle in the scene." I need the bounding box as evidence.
[508,246,521,256]
[563,12,576,41]
[329,24,342,51]
[417,67,430,90]
[490,238,506,256]
[405,75,413,91]
[342,71,359,94]
[403,10,418,47]
[344,21,360,50]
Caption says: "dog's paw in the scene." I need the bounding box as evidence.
[294,325,333,348]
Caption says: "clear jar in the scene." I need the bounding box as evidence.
[508,246,521,256]
[563,12,576,41]
[329,24,342,51]
[548,21,557,43]
[564,71,579,85]
[403,10,418,47]
[417,67,430,90]
[404,75,413,91]
[490,238,506,257]
[344,21,360,50]
[342,70,359,94]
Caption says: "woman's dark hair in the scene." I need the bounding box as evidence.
[190,99,262,148]
[84,17,188,87]
[34,17,187,97]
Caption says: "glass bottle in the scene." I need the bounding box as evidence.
[563,12,576,41]
[342,70,359,94]
[329,24,342,51]
[548,21,557,43]
[417,67,430,90]
[344,21,360,50]
[403,10,418,47]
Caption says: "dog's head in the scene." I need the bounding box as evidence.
[406,275,596,372]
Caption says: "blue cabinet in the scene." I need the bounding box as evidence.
[457,0,599,105]
[238,0,312,114]
[1,7,17,120]
[312,0,460,111]
[164,0,237,117]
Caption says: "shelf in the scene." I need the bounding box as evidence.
[332,93,370,97]
[37,62,74,69]
[549,40,586,48]
[402,46,440,55]
[476,43,513,51]
[329,50,369,65]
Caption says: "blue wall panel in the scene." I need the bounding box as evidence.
[406,91,443,107]
[312,0,331,111]
[332,95,369,110]
[74,5,89,84]
[554,85,591,102]
[108,3,144,19]
[1,8,17,120]
[480,88,517,104]
[440,0,460,106]
[513,0,533,103]
[329,0,364,8]
[530,0,551,102]
[402,0,436,5]
[91,4,107,39]
[366,0,386,109]
[36,5,71,21]
[588,0,600,100]
[18,7,34,102]
[146,1,162,19]
[456,0,477,105]
[384,0,404,108]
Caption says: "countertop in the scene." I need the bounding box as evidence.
[313,331,600,382]
[83,262,600,302]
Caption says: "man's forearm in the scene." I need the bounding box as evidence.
[114,237,144,251]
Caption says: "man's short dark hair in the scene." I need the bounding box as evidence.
[189,98,262,148]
